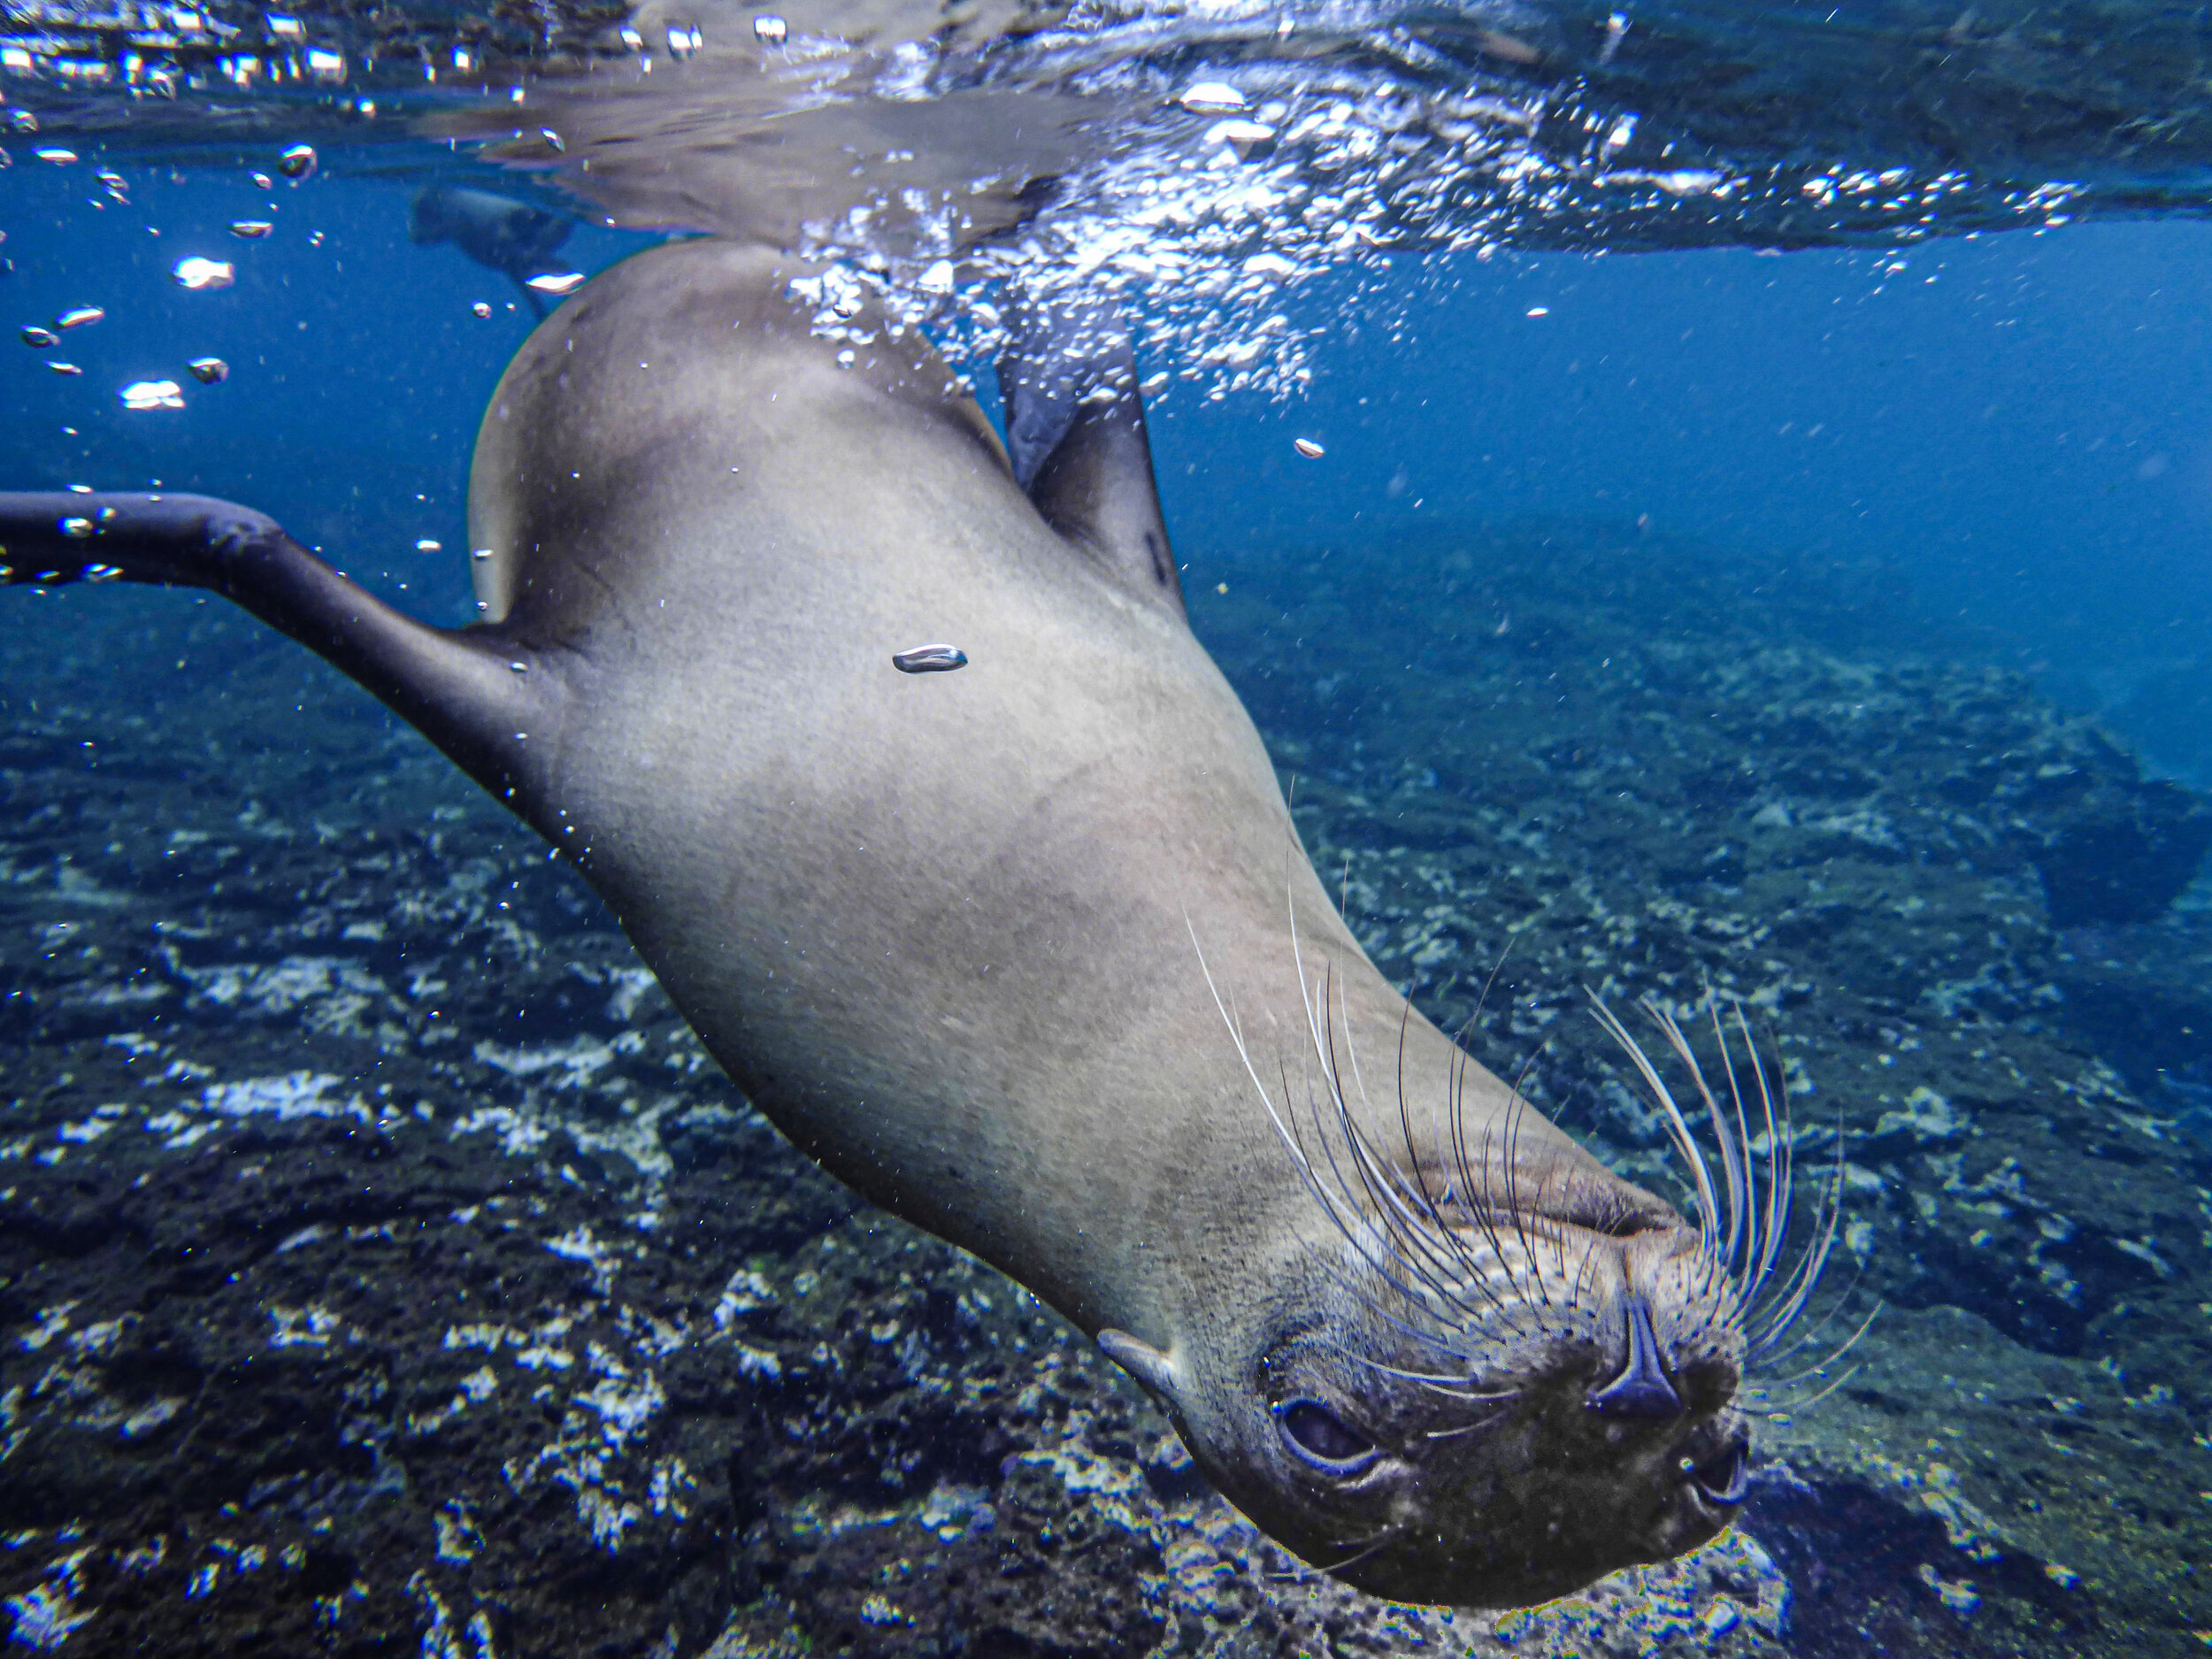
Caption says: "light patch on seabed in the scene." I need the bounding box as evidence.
[2,1581,94,1651]
[408,1571,498,1659]
[495,1333,673,1553]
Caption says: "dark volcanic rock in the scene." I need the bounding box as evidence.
[3,534,2209,1657]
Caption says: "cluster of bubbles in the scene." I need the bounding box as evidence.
[9,138,312,410]
[0,0,2198,402]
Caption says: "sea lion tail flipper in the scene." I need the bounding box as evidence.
[999,291,1184,619]
[0,491,542,800]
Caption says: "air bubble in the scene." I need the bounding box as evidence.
[1204,119,1276,160]
[1177,82,1247,115]
[892,643,968,674]
[472,301,494,319]
[1293,438,1325,458]
[173,257,235,291]
[55,307,104,331]
[20,326,58,348]
[47,362,83,376]
[524,272,586,296]
[60,517,96,538]
[753,13,787,43]
[119,379,187,411]
[186,357,230,383]
[229,219,274,238]
[277,143,317,179]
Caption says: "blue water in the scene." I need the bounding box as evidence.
[13,160,2212,672]
[4,74,2212,1659]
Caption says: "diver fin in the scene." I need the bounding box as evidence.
[0,492,546,805]
[999,295,1184,619]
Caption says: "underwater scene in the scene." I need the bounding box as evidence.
[3,1,2212,1655]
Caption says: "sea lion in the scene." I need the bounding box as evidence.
[0,238,1825,1607]
[409,184,576,318]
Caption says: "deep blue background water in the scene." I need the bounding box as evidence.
[5,151,2211,710]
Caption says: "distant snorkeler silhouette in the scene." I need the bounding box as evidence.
[0,239,1855,1608]
[408,184,575,319]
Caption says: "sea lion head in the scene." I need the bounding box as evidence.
[1103,995,1830,1609]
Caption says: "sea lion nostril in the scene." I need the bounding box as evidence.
[1586,1294,1685,1418]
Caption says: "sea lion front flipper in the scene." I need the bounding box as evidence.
[999,293,1184,619]
[0,491,543,802]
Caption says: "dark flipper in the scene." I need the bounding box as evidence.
[0,492,547,804]
[999,295,1184,620]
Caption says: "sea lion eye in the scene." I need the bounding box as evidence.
[1685,1440,1750,1506]
[1275,1399,1379,1473]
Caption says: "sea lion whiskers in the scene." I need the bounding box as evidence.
[1269,1523,1407,1582]
[1588,994,1857,1373]
[1316,971,1533,1333]
[1264,933,1535,1342]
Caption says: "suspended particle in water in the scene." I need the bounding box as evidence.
[1293,438,1325,458]
[173,257,235,290]
[277,143,317,179]
[892,642,967,674]
[1177,82,1247,115]
[754,13,787,42]
[119,379,186,411]
[229,219,274,238]
[47,361,83,376]
[20,326,58,347]
[186,357,229,384]
[525,272,587,296]
[55,306,104,331]
[472,301,494,319]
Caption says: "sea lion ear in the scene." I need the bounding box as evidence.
[1096,1328,1185,1405]
[998,295,1186,621]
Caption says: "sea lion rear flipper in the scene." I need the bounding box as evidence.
[0,491,543,803]
[999,293,1184,619]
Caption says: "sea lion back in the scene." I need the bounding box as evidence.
[465,238,1017,636]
